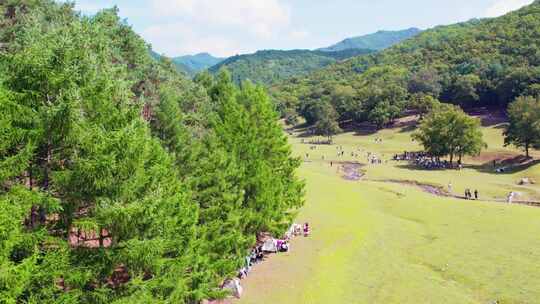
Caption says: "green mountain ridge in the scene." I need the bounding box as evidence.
[149,52,224,76]
[150,50,194,75]
[270,1,540,128]
[207,28,422,85]
[319,27,422,52]
[173,52,224,74]
[208,48,375,85]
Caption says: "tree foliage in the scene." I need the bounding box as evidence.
[504,95,540,157]
[209,49,375,85]
[270,1,540,130]
[0,2,304,303]
[413,105,486,164]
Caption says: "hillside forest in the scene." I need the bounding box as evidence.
[271,1,540,131]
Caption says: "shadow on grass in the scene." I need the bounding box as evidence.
[399,125,417,133]
[468,157,540,175]
[353,128,379,136]
[394,163,452,172]
[297,130,315,138]
[394,155,540,176]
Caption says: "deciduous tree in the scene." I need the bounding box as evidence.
[413,105,486,164]
[504,95,540,158]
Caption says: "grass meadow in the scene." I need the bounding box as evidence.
[236,118,540,304]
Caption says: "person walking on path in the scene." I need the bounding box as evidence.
[507,192,514,204]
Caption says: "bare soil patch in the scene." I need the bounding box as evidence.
[339,162,365,181]
[380,179,450,197]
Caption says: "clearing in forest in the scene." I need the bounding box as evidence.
[236,115,540,304]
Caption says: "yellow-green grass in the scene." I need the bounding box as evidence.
[294,122,540,202]
[237,119,540,304]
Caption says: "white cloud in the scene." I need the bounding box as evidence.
[289,30,310,41]
[142,22,249,57]
[150,0,291,38]
[485,0,534,17]
[143,0,294,56]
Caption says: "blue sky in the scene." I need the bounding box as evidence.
[71,0,534,57]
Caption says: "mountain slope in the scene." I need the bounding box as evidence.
[209,48,374,85]
[173,53,224,73]
[150,50,194,75]
[319,28,422,52]
[271,1,540,125]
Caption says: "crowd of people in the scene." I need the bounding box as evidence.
[394,151,455,170]
[301,138,332,145]
[229,223,311,299]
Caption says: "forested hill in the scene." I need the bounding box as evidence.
[208,48,374,85]
[0,1,303,303]
[319,27,422,52]
[173,53,224,74]
[150,50,194,75]
[272,1,540,129]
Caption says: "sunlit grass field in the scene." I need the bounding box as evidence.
[237,119,540,304]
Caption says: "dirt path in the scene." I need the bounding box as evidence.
[375,179,540,208]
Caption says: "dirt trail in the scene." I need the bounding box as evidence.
[376,179,540,208]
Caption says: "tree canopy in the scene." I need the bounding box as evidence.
[209,49,375,86]
[0,2,304,303]
[413,105,486,164]
[504,95,540,157]
[270,1,540,131]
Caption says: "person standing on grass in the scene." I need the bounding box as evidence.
[474,190,478,200]
[303,223,310,237]
[448,182,453,194]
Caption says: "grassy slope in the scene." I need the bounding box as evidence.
[237,119,540,304]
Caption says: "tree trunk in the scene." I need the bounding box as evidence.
[526,142,530,158]
[26,161,33,190]
[43,138,51,191]
[99,228,104,248]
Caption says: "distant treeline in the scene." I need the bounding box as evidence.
[271,1,540,130]
[209,48,375,85]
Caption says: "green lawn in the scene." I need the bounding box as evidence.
[237,119,540,304]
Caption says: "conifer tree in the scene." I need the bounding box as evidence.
[0,2,305,303]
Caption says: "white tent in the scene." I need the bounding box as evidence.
[222,278,243,299]
[261,238,277,253]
